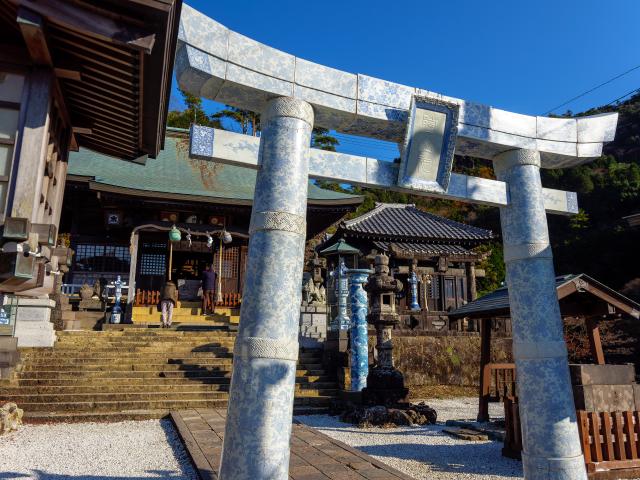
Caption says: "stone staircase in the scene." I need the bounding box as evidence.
[0,323,338,422]
[130,302,241,326]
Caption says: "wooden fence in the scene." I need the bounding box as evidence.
[504,400,640,477]
[134,289,241,307]
[578,410,640,476]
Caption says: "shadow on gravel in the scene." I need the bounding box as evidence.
[358,441,523,477]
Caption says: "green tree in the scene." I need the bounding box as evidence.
[312,127,339,151]
[212,107,260,136]
[167,90,221,129]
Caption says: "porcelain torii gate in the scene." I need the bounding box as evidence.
[176,5,618,480]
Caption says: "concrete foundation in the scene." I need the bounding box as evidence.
[299,305,327,348]
[13,298,56,347]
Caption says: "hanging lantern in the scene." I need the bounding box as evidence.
[222,231,232,244]
[169,225,182,242]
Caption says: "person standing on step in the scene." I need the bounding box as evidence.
[201,264,217,315]
[160,280,178,327]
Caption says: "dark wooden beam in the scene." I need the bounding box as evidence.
[54,68,81,81]
[16,6,53,66]
[12,0,156,54]
[477,317,492,422]
[585,316,605,365]
[72,127,92,135]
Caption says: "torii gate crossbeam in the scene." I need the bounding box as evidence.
[177,5,618,480]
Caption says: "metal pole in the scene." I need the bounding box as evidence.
[217,235,223,304]
[493,149,586,480]
[168,242,173,281]
[218,97,314,479]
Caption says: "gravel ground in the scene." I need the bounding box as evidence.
[297,397,522,480]
[0,419,198,480]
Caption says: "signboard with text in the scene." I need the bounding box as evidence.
[398,95,459,193]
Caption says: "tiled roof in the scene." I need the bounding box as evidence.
[449,274,640,319]
[68,128,362,205]
[320,239,361,255]
[373,241,473,256]
[341,203,493,242]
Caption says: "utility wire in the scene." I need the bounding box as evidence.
[543,63,640,115]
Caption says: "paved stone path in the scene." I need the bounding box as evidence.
[171,409,414,480]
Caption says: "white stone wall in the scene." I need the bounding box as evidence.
[13,298,56,347]
[299,305,327,349]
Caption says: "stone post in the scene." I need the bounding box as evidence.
[466,262,477,301]
[218,97,314,480]
[347,269,370,392]
[331,259,350,331]
[493,149,586,480]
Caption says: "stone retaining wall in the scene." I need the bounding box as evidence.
[369,332,513,387]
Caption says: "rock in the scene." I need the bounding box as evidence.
[0,402,23,434]
[387,409,412,426]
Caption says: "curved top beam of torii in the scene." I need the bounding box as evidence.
[175,4,618,169]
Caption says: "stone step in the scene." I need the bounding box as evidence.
[4,388,336,404]
[55,337,238,343]
[13,374,333,387]
[15,395,331,413]
[16,369,328,379]
[21,361,325,371]
[2,382,338,395]
[57,330,238,337]
[4,391,230,403]
[35,346,236,354]
[19,351,323,362]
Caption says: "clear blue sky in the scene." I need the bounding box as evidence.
[170,0,640,158]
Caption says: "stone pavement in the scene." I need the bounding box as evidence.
[170,409,414,480]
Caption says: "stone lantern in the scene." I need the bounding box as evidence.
[362,253,408,405]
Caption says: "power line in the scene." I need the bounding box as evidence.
[543,63,640,115]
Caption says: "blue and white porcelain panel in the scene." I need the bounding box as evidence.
[228,31,295,82]
[218,97,313,480]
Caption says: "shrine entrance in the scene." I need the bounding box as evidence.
[177,5,619,479]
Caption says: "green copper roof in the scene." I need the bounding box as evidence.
[319,238,361,255]
[67,128,362,205]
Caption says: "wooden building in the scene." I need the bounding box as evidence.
[321,202,494,330]
[0,0,181,353]
[61,127,363,308]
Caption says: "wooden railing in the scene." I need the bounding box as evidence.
[216,292,241,307]
[134,289,241,307]
[579,410,640,475]
[482,363,516,401]
[135,289,160,306]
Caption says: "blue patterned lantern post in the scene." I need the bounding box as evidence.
[347,268,371,391]
[218,97,314,480]
[334,259,350,330]
[408,270,420,311]
[494,149,586,480]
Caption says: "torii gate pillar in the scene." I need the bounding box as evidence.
[218,97,314,479]
[494,149,586,480]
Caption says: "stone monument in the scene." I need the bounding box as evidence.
[362,254,408,405]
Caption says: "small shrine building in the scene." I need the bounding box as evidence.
[321,202,494,331]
